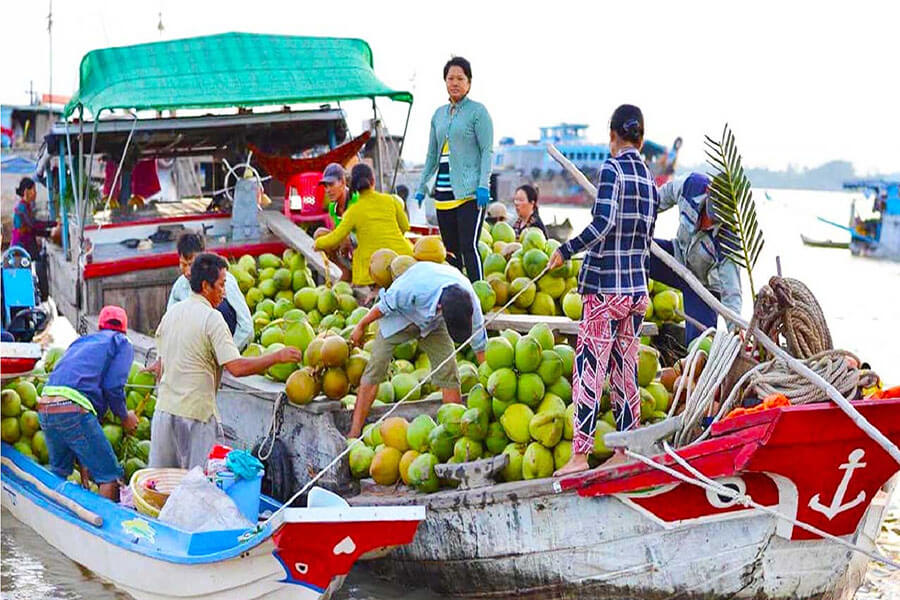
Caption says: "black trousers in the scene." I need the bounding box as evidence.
[436,201,485,283]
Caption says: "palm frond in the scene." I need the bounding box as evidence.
[705,124,765,299]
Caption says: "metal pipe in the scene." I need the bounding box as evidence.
[389,102,413,192]
[372,98,383,191]
[58,138,69,254]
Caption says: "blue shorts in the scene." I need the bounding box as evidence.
[38,411,123,484]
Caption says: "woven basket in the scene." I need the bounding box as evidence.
[130,468,188,518]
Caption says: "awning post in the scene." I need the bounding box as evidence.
[390,102,413,192]
[58,138,69,254]
[372,98,383,192]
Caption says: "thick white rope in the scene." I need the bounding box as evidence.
[620,443,900,570]
[674,330,742,446]
[262,262,554,522]
[546,144,900,466]
[667,326,716,419]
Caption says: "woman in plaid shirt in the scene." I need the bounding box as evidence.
[551,104,658,476]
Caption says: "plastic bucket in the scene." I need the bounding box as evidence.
[224,473,262,523]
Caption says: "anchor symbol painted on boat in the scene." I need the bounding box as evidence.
[808,448,867,520]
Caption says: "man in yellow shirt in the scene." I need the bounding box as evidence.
[150,253,302,469]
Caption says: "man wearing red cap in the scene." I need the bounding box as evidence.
[38,305,139,501]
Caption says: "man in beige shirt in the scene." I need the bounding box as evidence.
[150,253,303,469]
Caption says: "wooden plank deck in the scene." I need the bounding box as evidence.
[484,312,658,337]
[257,211,342,282]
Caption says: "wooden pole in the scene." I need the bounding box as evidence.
[546,143,900,465]
[1,456,104,527]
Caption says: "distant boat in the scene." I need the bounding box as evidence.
[545,216,573,242]
[492,124,677,206]
[800,234,849,249]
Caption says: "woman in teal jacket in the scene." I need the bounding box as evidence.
[415,56,493,282]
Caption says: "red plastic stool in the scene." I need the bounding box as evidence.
[284,171,334,229]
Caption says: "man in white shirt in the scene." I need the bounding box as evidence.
[166,232,253,350]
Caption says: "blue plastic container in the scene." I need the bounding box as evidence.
[216,471,262,523]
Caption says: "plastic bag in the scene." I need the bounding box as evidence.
[158,467,253,532]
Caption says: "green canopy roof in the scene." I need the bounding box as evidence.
[64,32,412,117]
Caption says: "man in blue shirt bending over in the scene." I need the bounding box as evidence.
[347,262,487,439]
[39,306,138,501]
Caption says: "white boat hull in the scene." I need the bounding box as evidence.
[363,483,889,599]
[1,480,338,600]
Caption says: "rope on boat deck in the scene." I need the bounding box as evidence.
[261,262,554,524]
[670,328,743,447]
[548,143,900,467]
[715,349,879,423]
[623,443,900,571]
[751,276,833,359]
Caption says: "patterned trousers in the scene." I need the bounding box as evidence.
[572,293,650,454]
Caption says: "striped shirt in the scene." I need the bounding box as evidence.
[559,148,658,296]
[434,140,470,211]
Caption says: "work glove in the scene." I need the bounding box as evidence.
[415,192,425,208]
[476,186,490,208]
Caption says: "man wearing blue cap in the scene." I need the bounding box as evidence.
[652,173,742,343]
[319,162,352,226]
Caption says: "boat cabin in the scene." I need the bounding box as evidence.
[38,32,412,334]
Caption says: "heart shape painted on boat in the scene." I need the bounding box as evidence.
[333,536,357,555]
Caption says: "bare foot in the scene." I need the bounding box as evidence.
[599,450,632,468]
[553,453,591,477]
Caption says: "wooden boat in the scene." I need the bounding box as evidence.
[350,399,900,599]
[43,33,413,335]
[0,443,425,600]
[800,234,850,249]
[88,314,654,497]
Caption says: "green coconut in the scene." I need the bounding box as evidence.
[436,403,467,437]
[522,442,554,479]
[453,436,484,463]
[537,350,564,385]
[391,373,421,402]
[501,443,527,481]
[407,414,437,453]
[516,373,545,408]
[460,407,489,441]
[487,368,517,403]
[427,424,456,462]
[485,336,515,370]
[349,443,376,478]
[408,453,441,493]
[514,336,543,373]
[466,383,493,421]
[554,344,575,378]
[509,277,536,308]
[562,291,583,320]
[500,403,534,443]
[554,440,573,470]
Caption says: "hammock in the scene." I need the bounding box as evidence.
[248,131,371,183]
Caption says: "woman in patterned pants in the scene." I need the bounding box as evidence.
[549,104,658,476]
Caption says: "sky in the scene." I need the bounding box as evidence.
[3,0,899,174]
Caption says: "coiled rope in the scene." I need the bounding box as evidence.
[751,276,833,359]
[717,349,879,420]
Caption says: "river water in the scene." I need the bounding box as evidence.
[2,188,899,599]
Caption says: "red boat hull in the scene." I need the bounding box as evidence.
[559,399,900,541]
